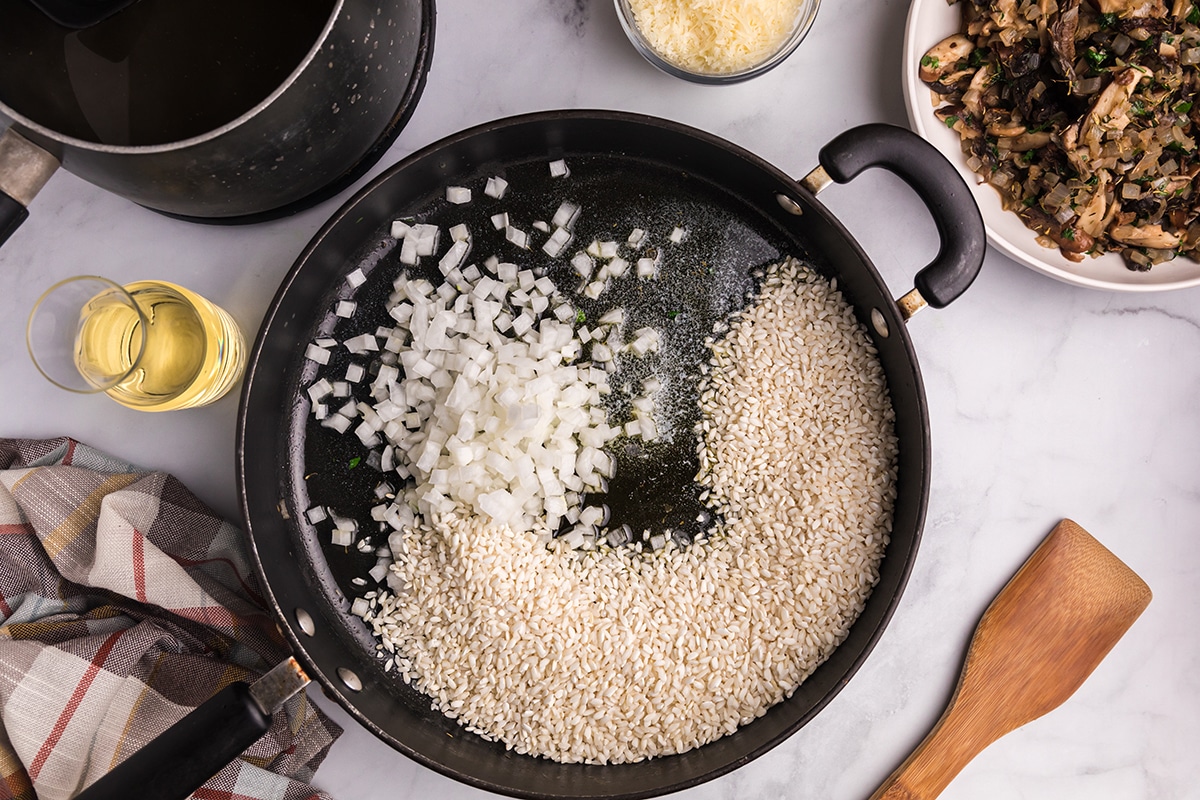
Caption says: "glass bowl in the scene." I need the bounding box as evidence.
[613,0,821,84]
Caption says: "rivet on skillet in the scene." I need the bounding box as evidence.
[775,193,804,215]
[337,667,363,692]
[870,308,890,339]
[295,607,316,637]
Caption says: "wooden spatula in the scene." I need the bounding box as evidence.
[870,519,1152,800]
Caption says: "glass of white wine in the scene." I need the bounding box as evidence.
[27,275,246,411]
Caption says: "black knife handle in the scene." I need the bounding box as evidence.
[74,682,270,800]
[0,191,29,248]
[0,127,60,249]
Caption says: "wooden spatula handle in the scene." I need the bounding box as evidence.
[869,519,1151,800]
[868,706,984,800]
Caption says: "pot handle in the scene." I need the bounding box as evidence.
[0,127,61,248]
[801,123,985,315]
[72,658,308,800]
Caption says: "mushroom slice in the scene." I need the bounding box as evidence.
[1109,223,1182,249]
[1092,0,1167,17]
[1076,173,1111,238]
[920,35,975,82]
[1075,66,1152,162]
[1050,0,1080,81]
[1010,131,1053,151]
[987,118,1028,137]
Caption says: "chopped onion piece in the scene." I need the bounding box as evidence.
[346,267,368,288]
[344,333,380,354]
[551,201,579,229]
[484,176,509,199]
[399,237,419,265]
[439,240,470,274]
[571,252,594,279]
[668,226,687,244]
[491,212,509,231]
[336,300,358,318]
[506,226,530,249]
[412,224,440,257]
[549,158,569,177]
[390,219,411,239]
[446,186,471,204]
[308,378,333,402]
[629,327,661,356]
[543,226,572,257]
[305,343,331,365]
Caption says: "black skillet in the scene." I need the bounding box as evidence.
[81,110,985,800]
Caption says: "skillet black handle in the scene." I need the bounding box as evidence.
[816,123,984,309]
[0,127,61,248]
[73,682,270,800]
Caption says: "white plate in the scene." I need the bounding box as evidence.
[902,0,1200,292]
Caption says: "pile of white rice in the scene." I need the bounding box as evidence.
[358,257,898,764]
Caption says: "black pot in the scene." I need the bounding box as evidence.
[77,111,986,800]
[0,0,435,246]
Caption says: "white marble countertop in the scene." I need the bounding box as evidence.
[2,1,1198,798]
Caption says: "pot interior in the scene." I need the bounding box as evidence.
[0,0,336,146]
[239,112,929,799]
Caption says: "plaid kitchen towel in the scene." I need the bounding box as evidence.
[0,437,342,800]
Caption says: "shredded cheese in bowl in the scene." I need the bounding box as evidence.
[622,0,814,79]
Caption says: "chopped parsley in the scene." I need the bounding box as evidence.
[921,54,940,69]
[1175,100,1193,114]
[348,456,362,469]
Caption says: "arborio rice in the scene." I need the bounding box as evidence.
[359,256,898,764]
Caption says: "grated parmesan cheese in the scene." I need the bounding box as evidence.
[627,0,804,75]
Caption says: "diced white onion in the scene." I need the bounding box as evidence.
[506,226,530,249]
[306,344,331,365]
[484,176,509,199]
